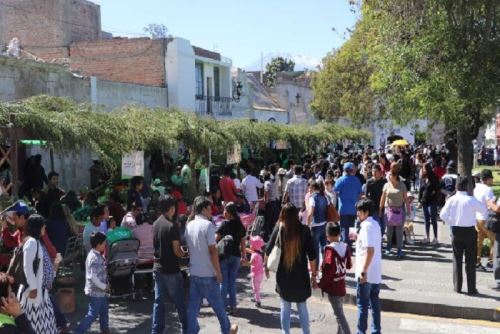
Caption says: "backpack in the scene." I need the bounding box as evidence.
[7,240,40,289]
[217,235,234,260]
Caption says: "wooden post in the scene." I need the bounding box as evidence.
[9,114,18,198]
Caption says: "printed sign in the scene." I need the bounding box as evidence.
[227,144,241,165]
[122,151,144,179]
[275,140,288,150]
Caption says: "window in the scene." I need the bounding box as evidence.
[195,63,204,97]
[214,67,220,99]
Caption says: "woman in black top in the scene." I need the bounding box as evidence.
[127,176,144,211]
[419,163,441,245]
[265,203,318,334]
[216,202,246,315]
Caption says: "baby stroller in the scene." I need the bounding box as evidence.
[107,238,140,299]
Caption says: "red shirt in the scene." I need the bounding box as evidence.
[219,176,237,203]
[2,226,57,259]
[318,243,352,297]
[172,190,187,215]
[433,166,445,180]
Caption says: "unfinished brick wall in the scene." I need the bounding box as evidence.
[70,38,167,87]
[0,0,101,61]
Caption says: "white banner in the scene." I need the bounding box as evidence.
[121,151,144,179]
[227,144,242,165]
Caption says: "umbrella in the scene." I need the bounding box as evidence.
[391,139,409,146]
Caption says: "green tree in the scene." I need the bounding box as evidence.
[313,0,500,182]
[263,57,295,88]
[144,23,169,39]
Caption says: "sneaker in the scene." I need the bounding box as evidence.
[422,238,429,244]
[397,250,404,258]
[227,306,236,316]
[230,324,239,334]
[385,248,392,256]
[431,238,439,246]
[255,301,261,308]
[486,262,494,269]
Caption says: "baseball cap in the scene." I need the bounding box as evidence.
[343,162,354,171]
[481,169,493,180]
[1,201,30,217]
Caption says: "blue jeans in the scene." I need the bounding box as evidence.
[75,296,109,334]
[280,299,310,334]
[372,214,385,237]
[188,276,231,334]
[423,204,438,239]
[220,256,241,308]
[340,215,356,249]
[152,271,188,334]
[356,283,381,334]
[311,225,327,258]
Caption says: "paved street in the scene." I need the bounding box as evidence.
[66,272,500,334]
[65,206,500,333]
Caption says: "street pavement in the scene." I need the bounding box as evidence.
[66,208,500,333]
[66,268,500,333]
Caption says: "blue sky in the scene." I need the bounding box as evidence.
[92,0,357,67]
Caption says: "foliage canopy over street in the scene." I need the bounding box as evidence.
[0,95,369,169]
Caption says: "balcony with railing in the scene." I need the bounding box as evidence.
[195,95,232,117]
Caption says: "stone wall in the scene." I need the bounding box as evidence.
[92,77,168,111]
[70,38,167,87]
[0,55,90,102]
[0,56,170,191]
[0,0,101,61]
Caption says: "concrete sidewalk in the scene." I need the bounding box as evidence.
[336,210,500,322]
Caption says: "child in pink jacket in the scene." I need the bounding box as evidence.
[249,236,265,307]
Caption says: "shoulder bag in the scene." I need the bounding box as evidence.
[326,196,340,222]
[267,225,282,272]
[7,240,40,288]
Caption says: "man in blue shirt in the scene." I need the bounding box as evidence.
[335,162,362,249]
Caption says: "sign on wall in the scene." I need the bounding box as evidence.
[227,144,241,165]
[122,151,144,179]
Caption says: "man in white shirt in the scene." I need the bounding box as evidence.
[473,169,496,268]
[241,172,263,212]
[355,199,382,334]
[440,177,484,295]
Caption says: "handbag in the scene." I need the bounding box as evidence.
[7,240,40,288]
[386,206,404,226]
[326,197,340,222]
[267,225,282,272]
[216,235,234,260]
[486,211,500,234]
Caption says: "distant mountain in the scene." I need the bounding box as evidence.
[244,53,321,72]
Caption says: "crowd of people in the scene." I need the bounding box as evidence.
[0,143,499,334]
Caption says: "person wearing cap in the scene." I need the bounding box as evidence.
[440,177,484,295]
[334,162,363,249]
[1,202,57,260]
[473,169,496,269]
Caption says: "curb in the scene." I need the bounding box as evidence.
[311,289,500,322]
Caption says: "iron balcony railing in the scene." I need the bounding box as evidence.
[195,95,232,116]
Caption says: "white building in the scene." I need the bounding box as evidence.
[166,38,233,116]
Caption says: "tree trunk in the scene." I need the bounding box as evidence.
[456,126,474,193]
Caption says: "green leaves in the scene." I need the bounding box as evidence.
[0,95,369,170]
[263,57,295,88]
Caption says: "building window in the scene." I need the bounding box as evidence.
[195,63,204,97]
[214,67,220,99]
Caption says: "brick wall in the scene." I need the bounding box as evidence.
[70,38,167,87]
[0,0,101,61]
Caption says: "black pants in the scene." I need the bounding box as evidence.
[451,226,477,293]
[264,200,281,239]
